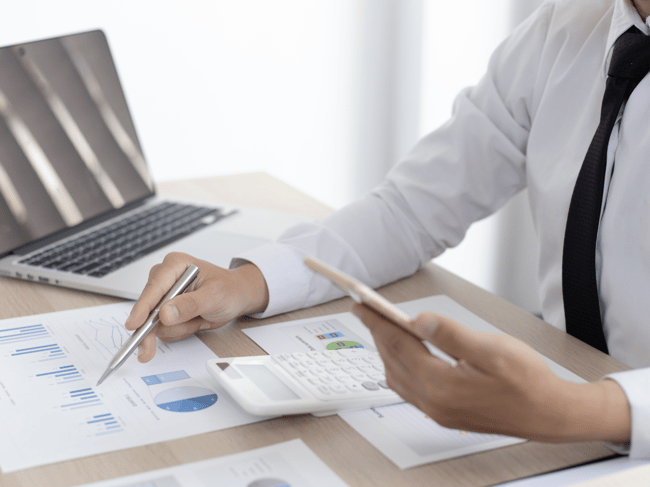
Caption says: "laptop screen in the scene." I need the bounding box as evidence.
[0,30,154,256]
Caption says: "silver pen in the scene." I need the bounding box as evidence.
[96,264,200,386]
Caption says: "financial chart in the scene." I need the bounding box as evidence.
[0,302,265,472]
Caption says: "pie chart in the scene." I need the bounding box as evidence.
[153,385,217,412]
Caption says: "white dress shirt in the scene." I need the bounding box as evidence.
[234,0,650,458]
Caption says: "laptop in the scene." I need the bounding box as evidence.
[0,30,311,299]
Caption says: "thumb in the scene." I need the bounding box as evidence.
[412,312,495,366]
[159,291,201,326]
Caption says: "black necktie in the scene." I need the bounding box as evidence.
[562,27,650,354]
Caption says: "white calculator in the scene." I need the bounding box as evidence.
[206,348,403,417]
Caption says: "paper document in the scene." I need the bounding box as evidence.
[0,302,267,472]
[75,439,349,487]
[243,295,586,469]
[493,456,650,486]
[338,402,524,469]
[566,462,650,487]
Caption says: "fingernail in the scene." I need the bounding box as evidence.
[167,304,179,324]
[200,322,211,331]
[137,346,145,357]
[415,314,439,339]
[426,315,440,333]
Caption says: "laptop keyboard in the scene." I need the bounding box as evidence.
[19,202,229,278]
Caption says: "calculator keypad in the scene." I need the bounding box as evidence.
[272,349,392,401]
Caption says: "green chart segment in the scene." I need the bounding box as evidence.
[325,340,363,350]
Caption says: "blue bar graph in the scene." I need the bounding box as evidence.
[0,324,49,345]
[61,388,103,410]
[34,365,82,385]
[8,343,67,362]
[71,390,95,398]
[86,413,123,436]
[142,370,190,385]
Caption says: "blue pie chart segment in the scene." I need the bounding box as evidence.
[154,386,218,412]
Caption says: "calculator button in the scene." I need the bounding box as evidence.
[326,367,345,377]
[332,358,349,367]
[322,351,340,358]
[341,366,358,375]
[307,352,321,359]
[361,381,380,391]
[317,386,331,395]
[329,384,347,394]
[336,376,355,383]
[373,364,385,372]
[368,373,384,381]
[300,360,316,368]
[378,380,390,389]
[346,383,364,392]
[346,357,365,365]
[336,349,370,357]
[309,369,331,379]
[357,365,374,373]
[362,355,379,364]
[351,374,366,382]
[291,353,306,360]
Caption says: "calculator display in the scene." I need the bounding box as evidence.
[236,364,300,401]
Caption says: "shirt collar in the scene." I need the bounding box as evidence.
[603,0,650,78]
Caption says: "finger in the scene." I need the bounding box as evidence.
[412,312,503,371]
[158,289,203,326]
[155,317,212,340]
[351,302,415,345]
[351,304,453,410]
[125,264,162,331]
[136,333,157,363]
[352,303,442,370]
[125,253,195,331]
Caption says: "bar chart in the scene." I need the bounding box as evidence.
[34,364,83,386]
[0,323,50,346]
[0,302,262,473]
[61,387,103,410]
[10,342,65,362]
[86,413,123,436]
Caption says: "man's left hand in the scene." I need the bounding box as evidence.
[351,303,630,443]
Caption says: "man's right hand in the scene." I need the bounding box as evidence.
[124,252,269,362]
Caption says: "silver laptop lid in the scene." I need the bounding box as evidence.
[0,30,155,257]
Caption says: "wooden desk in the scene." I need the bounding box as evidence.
[0,173,630,487]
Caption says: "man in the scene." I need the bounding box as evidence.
[126,0,649,457]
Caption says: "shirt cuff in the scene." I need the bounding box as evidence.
[230,242,315,318]
[605,368,650,459]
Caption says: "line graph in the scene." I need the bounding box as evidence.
[75,312,131,360]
